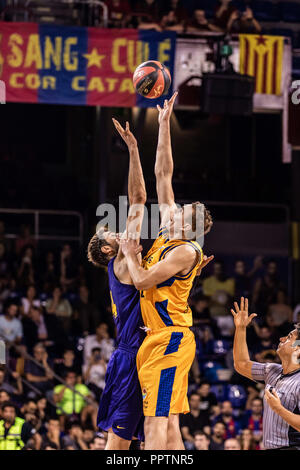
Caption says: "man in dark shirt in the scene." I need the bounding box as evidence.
[180,393,210,449]
[209,422,226,450]
[41,418,63,450]
[24,343,54,396]
[197,381,218,417]
[211,400,241,439]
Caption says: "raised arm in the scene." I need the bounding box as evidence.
[112,119,146,245]
[231,297,257,380]
[155,92,178,227]
[120,238,197,290]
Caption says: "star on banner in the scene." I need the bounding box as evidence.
[83,48,106,68]
[255,36,268,46]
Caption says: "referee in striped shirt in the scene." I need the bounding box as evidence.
[232,297,300,450]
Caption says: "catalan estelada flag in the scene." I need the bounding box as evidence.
[0,22,176,107]
[239,34,284,96]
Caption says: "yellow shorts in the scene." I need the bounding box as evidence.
[136,326,196,417]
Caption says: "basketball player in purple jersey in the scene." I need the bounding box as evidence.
[87,119,146,450]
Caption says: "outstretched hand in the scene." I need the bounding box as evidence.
[231,297,257,328]
[112,118,137,148]
[157,91,178,125]
[196,254,214,277]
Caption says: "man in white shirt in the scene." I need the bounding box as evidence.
[0,301,23,344]
[83,323,114,365]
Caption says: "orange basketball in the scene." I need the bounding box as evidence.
[133,61,171,99]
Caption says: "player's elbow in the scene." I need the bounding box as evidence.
[234,360,250,376]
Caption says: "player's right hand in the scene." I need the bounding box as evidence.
[231,297,257,328]
[157,91,178,124]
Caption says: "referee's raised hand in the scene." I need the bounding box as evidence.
[231,297,257,328]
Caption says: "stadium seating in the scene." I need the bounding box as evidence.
[279,1,300,23]
[212,339,230,356]
[210,384,227,402]
[252,0,280,22]
[227,384,247,408]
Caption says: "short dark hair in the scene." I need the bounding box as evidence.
[1,401,17,413]
[194,431,209,439]
[87,233,110,267]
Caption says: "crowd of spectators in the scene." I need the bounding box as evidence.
[0,0,263,35]
[0,220,297,450]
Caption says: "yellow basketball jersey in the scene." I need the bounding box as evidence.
[140,227,203,330]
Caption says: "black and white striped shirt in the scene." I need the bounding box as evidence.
[252,362,300,449]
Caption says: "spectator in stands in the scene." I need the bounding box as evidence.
[160,9,185,33]
[83,322,114,365]
[0,276,13,312]
[41,418,63,450]
[53,371,94,429]
[224,437,241,450]
[227,7,261,34]
[135,0,161,32]
[0,221,11,254]
[244,398,263,439]
[106,0,131,28]
[187,9,222,33]
[252,260,285,315]
[250,325,277,362]
[0,242,11,277]
[45,286,72,331]
[15,225,36,256]
[82,426,95,448]
[193,431,210,450]
[83,347,106,402]
[0,401,41,450]
[0,368,22,397]
[203,260,235,298]
[89,433,107,450]
[240,428,259,450]
[54,349,81,380]
[39,251,58,293]
[0,300,23,345]
[267,289,293,327]
[60,244,78,293]
[233,256,263,300]
[196,381,218,418]
[22,305,66,356]
[209,422,226,450]
[212,401,240,438]
[0,390,11,410]
[20,285,41,316]
[72,285,100,337]
[214,0,237,31]
[61,419,88,450]
[180,393,211,449]
[24,343,54,397]
[17,245,36,289]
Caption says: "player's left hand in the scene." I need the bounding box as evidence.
[112,118,137,148]
[264,388,282,412]
[196,254,214,277]
[119,238,143,257]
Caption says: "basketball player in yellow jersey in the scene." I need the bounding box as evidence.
[120,92,214,450]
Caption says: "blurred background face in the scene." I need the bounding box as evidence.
[194,9,206,22]
[96,323,108,338]
[213,422,225,438]
[33,345,45,360]
[251,399,263,415]
[25,401,37,414]
[0,370,4,383]
[267,261,277,277]
[194,434,209,450]
[198,383,210,397]
[92,437,106,450]
[213,262,223,278]
[62,244,72,257]
[27,286,36,298]
[30,307,41,322]
[48,419,60,434]
[259,327,271,340]
[7,304,18,318]
[2,406,16,423]
[221,401,233,416]
[224,438,241,450]
[235,260,245,275]
[0,390,10,404]
[66,372,77,386]
[189,394,200,410]
[64,350,75,362]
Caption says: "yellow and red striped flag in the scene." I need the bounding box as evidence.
[239,34,284,96]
